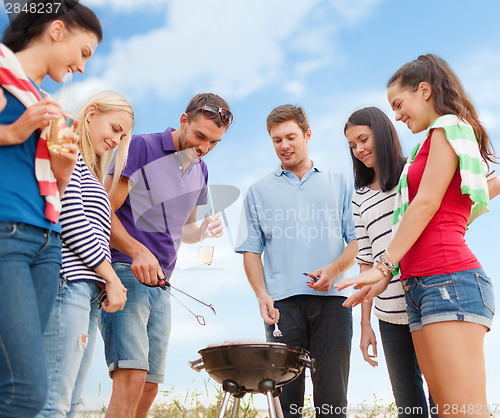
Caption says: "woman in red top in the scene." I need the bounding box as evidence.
[336,55,496,417]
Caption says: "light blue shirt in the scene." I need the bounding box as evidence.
[235,164,356,301]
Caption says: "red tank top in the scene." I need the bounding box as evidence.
[399,131,481,279]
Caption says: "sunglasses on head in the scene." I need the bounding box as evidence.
[191,104,233,126]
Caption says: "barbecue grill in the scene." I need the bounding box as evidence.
[189,342,315,418]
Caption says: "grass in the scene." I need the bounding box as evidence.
[150,380,259,418]
[76,380,407,417]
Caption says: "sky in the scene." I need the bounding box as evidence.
[2,0,500,413]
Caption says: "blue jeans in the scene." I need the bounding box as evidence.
[265,295,352,418]
[378,320,437,418]
[99,263,171,383]
[0,221,61,417]
[403,268,495,332]
[37,279,102,418]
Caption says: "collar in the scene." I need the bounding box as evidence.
[160,127,177,152]
[273,161,322,176]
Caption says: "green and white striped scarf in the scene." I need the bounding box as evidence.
[391,114,489,273]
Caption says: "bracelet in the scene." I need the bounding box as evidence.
[374,261,391,279]
[379,251,396,272]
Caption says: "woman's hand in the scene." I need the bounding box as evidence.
[343,285,373,307]
[0,88,6,113]
[360,323,378,367]
[49,132,79,196]
[101,276,127,313]
[335,266,387,292]
[342,278,391,307]
[0,98,64,146]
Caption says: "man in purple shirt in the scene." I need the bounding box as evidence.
[100,93,233,417]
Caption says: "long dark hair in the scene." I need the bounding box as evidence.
[388,54,495,164]
[2,0,102,52]
[345,107,406,192]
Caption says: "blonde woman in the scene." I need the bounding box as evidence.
[39,91,133,417]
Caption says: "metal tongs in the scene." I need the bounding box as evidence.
[146,271,216,326]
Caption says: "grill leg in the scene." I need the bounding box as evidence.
[259,379,280,418]
[265,390,278,418]
[230,396,240,418]
[218,391,232,418]
[274,395,284,418]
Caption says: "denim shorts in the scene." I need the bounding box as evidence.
[98,263,171,384]
[402,268,495,332]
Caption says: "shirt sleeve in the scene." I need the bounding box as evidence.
[234,186,265,254]
[352,192,374,265]
[59,157,107,270]
[341,174,357,244]
[109,134,148,183]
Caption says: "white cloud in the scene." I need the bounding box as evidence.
[327,0,384,24]
[75,0,384,103]
[460,49,500,134]
[283,80,306,98]
[83,0,168,13]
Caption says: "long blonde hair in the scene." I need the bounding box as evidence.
[76,91,134,191]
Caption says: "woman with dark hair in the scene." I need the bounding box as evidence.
[2,0,102,54]
[337,55,496,417]
[345,107,435,417]
[346,106,406,191]
[0,1,102,416]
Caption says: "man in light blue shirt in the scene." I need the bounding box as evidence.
[235,105,357,418]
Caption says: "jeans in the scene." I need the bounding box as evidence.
[403,268,495,332]
[265,295,352,418]
[99,262,171,383]
[0,221,61,417]
[378,320,437,418]
[37,279,102,418]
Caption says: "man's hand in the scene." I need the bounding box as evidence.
[130,245,164,285]
[201,213,223,239]
[306,239,357,292]
[306,265,336,292]
[258,293,279,325]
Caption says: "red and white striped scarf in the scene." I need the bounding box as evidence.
[0,43,61,223]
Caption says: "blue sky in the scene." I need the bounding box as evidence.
[2,0,500,412]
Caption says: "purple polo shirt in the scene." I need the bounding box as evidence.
[110,128,208,276]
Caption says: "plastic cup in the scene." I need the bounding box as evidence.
[198,245,214,265]
[44,113,76,152]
